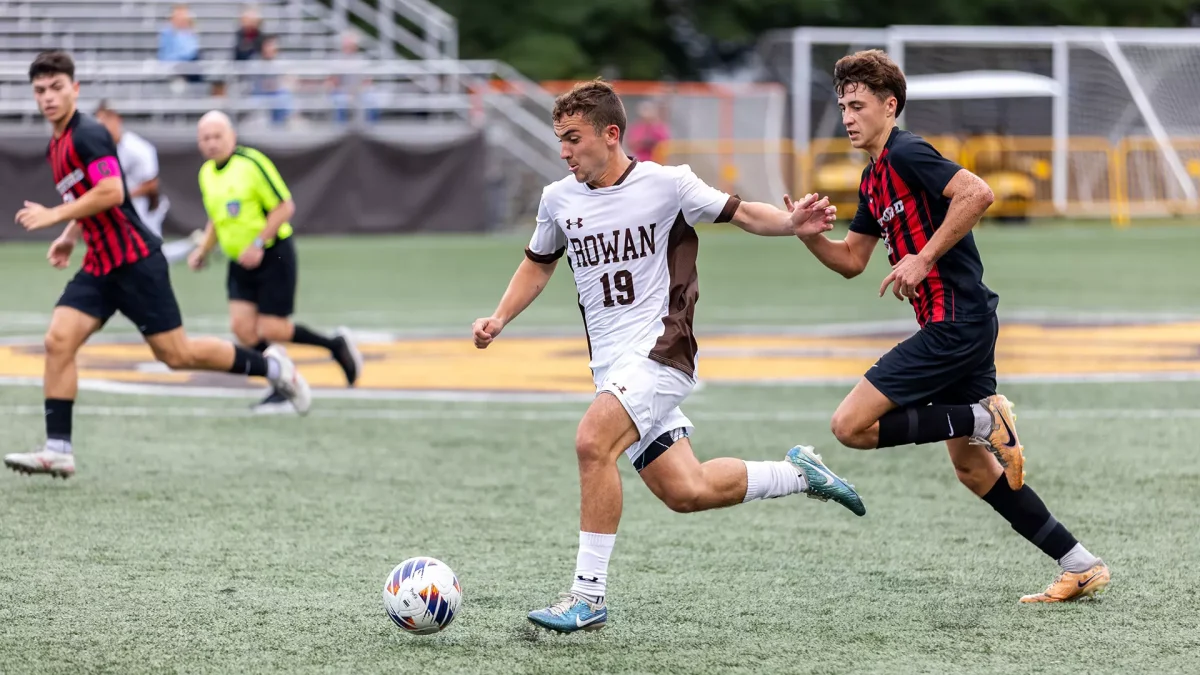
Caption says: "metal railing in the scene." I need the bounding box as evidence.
[656,135,1200,224]
[0,58,562,186]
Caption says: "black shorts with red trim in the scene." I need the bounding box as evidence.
[865,314,999,407]
[56,249,183,336]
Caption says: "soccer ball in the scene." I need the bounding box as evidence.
[382,557,463,635]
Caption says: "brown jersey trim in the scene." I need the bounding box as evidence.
[648,211,700,377]
[525,246,566,264]
[586,157,638,190]
[715,195,742,223]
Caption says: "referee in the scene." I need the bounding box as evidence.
[189,110,362,413]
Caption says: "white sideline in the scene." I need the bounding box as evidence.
[0,404,1197,422]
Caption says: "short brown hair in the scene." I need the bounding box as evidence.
[552,79,627,141]
[833,49,906,116]
[29,50,75,82]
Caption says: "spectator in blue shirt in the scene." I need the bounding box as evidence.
[159,4,202,83]
[158,5,200,62]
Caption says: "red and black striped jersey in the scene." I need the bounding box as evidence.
[47,110,161,276]
[849,127,999,327]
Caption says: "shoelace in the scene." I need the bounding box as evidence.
[546,592,583,616]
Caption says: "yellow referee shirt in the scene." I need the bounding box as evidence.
[199,146,294,259]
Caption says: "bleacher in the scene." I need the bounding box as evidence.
[0,0,341,62]
[0,0,563,220]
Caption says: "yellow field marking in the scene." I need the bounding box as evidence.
[1,321,1199,393]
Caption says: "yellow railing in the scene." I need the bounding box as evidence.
[656,135,1200,225]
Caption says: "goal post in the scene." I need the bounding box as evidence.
[761,25,1200,222]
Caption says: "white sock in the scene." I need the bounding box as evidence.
[1058,543,1100,573]
[570,531,615,602]
[970,404,992,438]
[743,460,807,503]
[45,439,72,454]
[266,356,281,381]
[161,239,196,264]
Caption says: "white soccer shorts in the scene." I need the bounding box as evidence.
[594,351,695,470]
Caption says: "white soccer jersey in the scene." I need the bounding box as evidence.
[116,130,169,235]
[526,159,739,378]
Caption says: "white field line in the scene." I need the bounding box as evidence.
[0,404,1197,423]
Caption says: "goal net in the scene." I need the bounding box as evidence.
[758,26,1200,221]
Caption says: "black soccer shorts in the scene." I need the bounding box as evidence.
[865,314,1000,407]
[56,249,184,336]
[226,236,298,317]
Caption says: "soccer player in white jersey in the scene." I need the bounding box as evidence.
[472,80,867,634]
[95,101,201,264]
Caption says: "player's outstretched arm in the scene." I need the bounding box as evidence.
[798,230,878,279]
[16,177,125,231]
[472,257,557,349]
[729,193,836,238]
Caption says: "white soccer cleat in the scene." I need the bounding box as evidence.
[264,345,311,416]
[5,447,76,479]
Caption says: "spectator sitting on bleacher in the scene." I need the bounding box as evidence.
[328,30,380,125]
[159,4,202,84]
[234,6,265,61]
[250,35,293,127]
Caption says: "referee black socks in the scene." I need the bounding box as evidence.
[876,404,978,448]
[291,324,339,352]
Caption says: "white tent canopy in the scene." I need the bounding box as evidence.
[906,70,1061,100]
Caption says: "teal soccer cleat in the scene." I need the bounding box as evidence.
[527,592,607,633]
[786,445,866,516]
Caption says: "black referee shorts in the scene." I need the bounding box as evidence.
[57,250,184,336]
[226,236,297,317]
[864,314,1000,407]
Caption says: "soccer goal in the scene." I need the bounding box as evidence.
[758,25,1200,222]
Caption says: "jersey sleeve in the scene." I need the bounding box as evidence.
[676,165,740,226]
[74,122,123,185]
[889,139,963,197]
[848,166,881,237]
[525,192,566,263]
[243,149,292,211]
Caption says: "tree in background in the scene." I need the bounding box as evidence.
[435,0,1198,81]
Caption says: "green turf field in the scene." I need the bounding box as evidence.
[2,222,1199,674]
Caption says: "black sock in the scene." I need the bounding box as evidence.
[982,474,1078,561]
[877,404,975,448]
[252,340,269,353]
[45,398,73,442]
[230,345,269,377]
[291,324,338,352]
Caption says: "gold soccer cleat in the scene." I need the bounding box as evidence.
[973,394,1026,490]
[1020,561,1111,603]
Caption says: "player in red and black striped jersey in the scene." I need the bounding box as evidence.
[5,50,312,481]
[795,50,1110,602]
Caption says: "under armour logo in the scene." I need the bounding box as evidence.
[565,217,583,230]
[576,575,599,583]
[612,383,626,394]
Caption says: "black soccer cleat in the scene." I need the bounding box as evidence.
[332,327,363,387]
